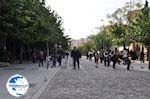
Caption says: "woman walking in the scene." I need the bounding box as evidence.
[140,50,145,63]
[112,48,119,69]
[38,51,44,67]
[95,52,99,68]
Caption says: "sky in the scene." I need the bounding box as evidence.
[45,0,148,40]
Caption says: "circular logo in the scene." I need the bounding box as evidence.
[6,74,29,97]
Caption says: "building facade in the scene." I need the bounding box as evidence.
[71,38,87,48]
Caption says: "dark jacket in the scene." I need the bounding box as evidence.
[57,48,64,58]
[71,49,82,59]
[52,47,58,58]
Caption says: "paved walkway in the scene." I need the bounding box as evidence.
[0,59,67,99]
[0,57,150,99]
[39,58,150,99]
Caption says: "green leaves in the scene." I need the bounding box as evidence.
[129,6,150,46]
[88,29,113,50]
[78,41,95,53]
[86,1,150,50]
[0,0,70,49]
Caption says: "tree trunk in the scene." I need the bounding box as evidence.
[123,43,126,50]
[46,41,49,56]
[148,46,150,69]
[19,46,23,64]
[3,33,8,62]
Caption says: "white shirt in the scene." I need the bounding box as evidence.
[46,56,51,62]
[122,50,127,58]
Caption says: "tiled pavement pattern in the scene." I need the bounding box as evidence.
[39,58,150,99]
[0,59,67,99]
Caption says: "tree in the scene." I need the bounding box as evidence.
[128,0,150,47]
[88,28,113,50]
[78,41,94,53]
[106,1,143,49]
[0,0,70,63]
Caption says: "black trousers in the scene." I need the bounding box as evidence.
[127,62,131,70]
[113,59,117,69]
[33,57,36,63]
[127,59,131,70]
[104,57,110,66]
[52,57,57,66]
[149,60,150,70]
[39,59,43,67]
[73,58,80,69]
[57,56,62,66]
[100,57,103,63]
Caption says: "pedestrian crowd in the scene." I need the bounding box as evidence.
[86,47,150,70]
[31,45,150,70]
[32,44,69,69]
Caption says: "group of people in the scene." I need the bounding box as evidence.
[32,44,69,69]
[32,45,150,71]
[86,48,138,70]
[86,47,150,70]
[32,45,82,70]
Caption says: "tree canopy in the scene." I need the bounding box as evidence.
[80,1,149,52]
[0,0,70,62]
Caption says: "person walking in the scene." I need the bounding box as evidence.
[57,45,64,66]
[66,51,69,60]
[95,52,99,68]
[127,50,131,70]
[112,48,119,69]
[140,50,145,63]
[46,55,51,69]
[32,51,37,63]
[38,51,44,67]
[148,47,150,70]
[86,52,89,59]
[122,49,128,65]
[89,52,93,61]
[93,51,97,63]
[99,49,104,63]
[132,51,137,63]
[52,44,58,67]
[71,47,82,69]
[103,49,110,66]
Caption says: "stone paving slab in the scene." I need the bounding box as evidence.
[0,59,67,99]
[81,57,150,72]
[39,58,150,99]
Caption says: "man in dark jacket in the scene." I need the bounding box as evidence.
[71,47,82,69]
[57,45,64,66]
[148,47,150,70]
[112,48,119,69]
[52,44,58,67]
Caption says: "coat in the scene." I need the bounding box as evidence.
[71,49,82,59]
